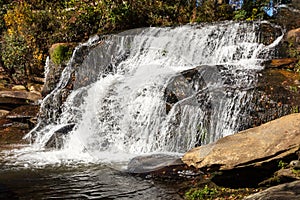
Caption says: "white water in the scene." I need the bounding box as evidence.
[7,21,283,166]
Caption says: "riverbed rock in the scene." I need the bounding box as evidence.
[127,154,202,180]
[273,4,300,31]
[44,123,75,149]
[244,69,300,129]
[0,91,41,110]
[0,118,29,144]
[244,180,300,200]
[182,113,300,187]
[259,167,300,187]
[165,66,300,135]
[42,53,66,96]
[5,105,39,128]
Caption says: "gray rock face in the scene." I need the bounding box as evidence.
[182,113,300,170]
[245,69,300,129]
[127,154,183,174]
[244,180,300,200]
[127,154,202,179]
[45,123,75,149]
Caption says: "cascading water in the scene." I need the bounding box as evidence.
[18,21,282,165]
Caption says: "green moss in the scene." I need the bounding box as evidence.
[185,185,218,200]
[185,185,262,200]
[233,10,247,20]
[278,160,288,169]
[292,169,300,176]
[50,44,72,65]
[293,105,299,113]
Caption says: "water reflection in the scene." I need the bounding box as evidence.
[0,146,183,200]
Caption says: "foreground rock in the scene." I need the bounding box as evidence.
[127,154,202,180]
[244,180,300,200]
[182,113,300,187]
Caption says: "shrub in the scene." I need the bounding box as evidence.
[1,33,31,86]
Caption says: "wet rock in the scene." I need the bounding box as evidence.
[0,118,12,128]
[45,123,75,149]
[5,105,39,128]
[182,113,300,187]
[244,180,300,200]
[258,22,283,45]
[291,0,300,10]
[127,154,202,180]
[42,57,66,97]
[42,42,75,97]
[273,6,300,60]
[273,6,300,31]
[244,69,300,129]
[164,65,212,113]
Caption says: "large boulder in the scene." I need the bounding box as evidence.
[182,113,300,186]
[182,113,300,169]
[127,154,202,180]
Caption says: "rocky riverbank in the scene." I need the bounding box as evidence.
[0,76,42,144]
[126,114,300,199]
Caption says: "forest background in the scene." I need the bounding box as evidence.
[0,0,282,88]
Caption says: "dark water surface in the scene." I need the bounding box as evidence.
[0,146,183,200]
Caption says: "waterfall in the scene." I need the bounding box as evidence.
[24,21,282,163]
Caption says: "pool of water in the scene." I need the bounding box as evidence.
[0,145,184,200]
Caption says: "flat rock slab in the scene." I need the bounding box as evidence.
[6,105,39,120]
[182,113,300,171]
[127,154,202,180]
[128,154,184,174]
[0,91,41,102]
[244,180,300,200]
